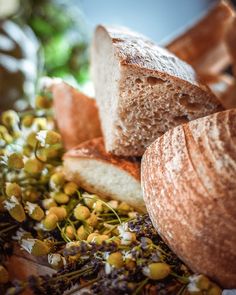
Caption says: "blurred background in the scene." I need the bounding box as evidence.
[0,0,235,111]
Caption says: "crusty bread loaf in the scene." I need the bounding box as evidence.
[52,82,102,150]
[63,137,145,212]
[167,0,234,74]
[91,25,223,157]
[225,16,236,76]
[141,109,236,288]
[199,73,235,109]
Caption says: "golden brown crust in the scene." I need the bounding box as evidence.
[64,137,141,181]
[225,16,236,76]
[167,0,234,74]
[141,109,236,288]
[52,82,102,150]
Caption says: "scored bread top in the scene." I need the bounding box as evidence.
[64,137,141,181]
[97,25,203,88]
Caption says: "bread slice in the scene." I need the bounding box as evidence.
[63,137,145,212]
[52,82,102,150]
[167,0,234,74]
[141,109,236,288]
[91,25,223,157]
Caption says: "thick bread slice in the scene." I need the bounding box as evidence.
[91,25,223,157]
[63,137,145,212]
[141,109,236,288]
[52,82,102,150]
[167,0,234,74]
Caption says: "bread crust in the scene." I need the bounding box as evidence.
[141,109,236,288]
[52,82,102,150]
[64,137,141,181]
[167,0,234,74]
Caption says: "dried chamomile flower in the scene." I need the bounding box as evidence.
[93,200,104,213]
[25,201,45,221]
[77,225,92,240]
[85,213,98,228]
[48,253,64,269]
[21,238,50,256]
[107,200,118,210]
[74,205,90,221]
[21,115,34,127]
[107,252,124,268]
[42,198,57,210]
[50,172,65,189]
[36,130,61,147]
[7,153,24,169]
[118,223,136,245]
[5,182,21,198]
[83,193,96,208]
[12,228,33,242]
[92,234,109,245]
[48,206,67,221]
[26,132,38,148]
[118,202,132,213]
[142,262,171,280]
[3,196,26,222]
[52,192,69,204]
[1,110,19,127]
[43,213,59,231]
[24,158,44,174]
[35,95,52,109]
[63,182,78,195]
[64,225,75,240]
[22,189,40,202]
[187,274,219,294]
[0,265,9,284]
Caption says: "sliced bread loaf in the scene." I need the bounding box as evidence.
[52,82,102,150]
[63,137,145,212]
[91,25,223,156]
[141,109,236,288]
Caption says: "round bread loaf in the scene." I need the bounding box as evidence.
[141,109,236,288]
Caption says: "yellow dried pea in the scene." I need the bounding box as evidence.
[0,265,9,284]
[74,205,90,221]
[143,262,171,280]
[107,252,124,268]
[52,192,69,204]
[43,213,59,231]
[7,153,24,169]
[5,182,21,198]
[48,206,67,220]
[63,182,78,195]
[207,285,222,295]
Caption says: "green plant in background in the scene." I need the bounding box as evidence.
[21,0,90,84]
